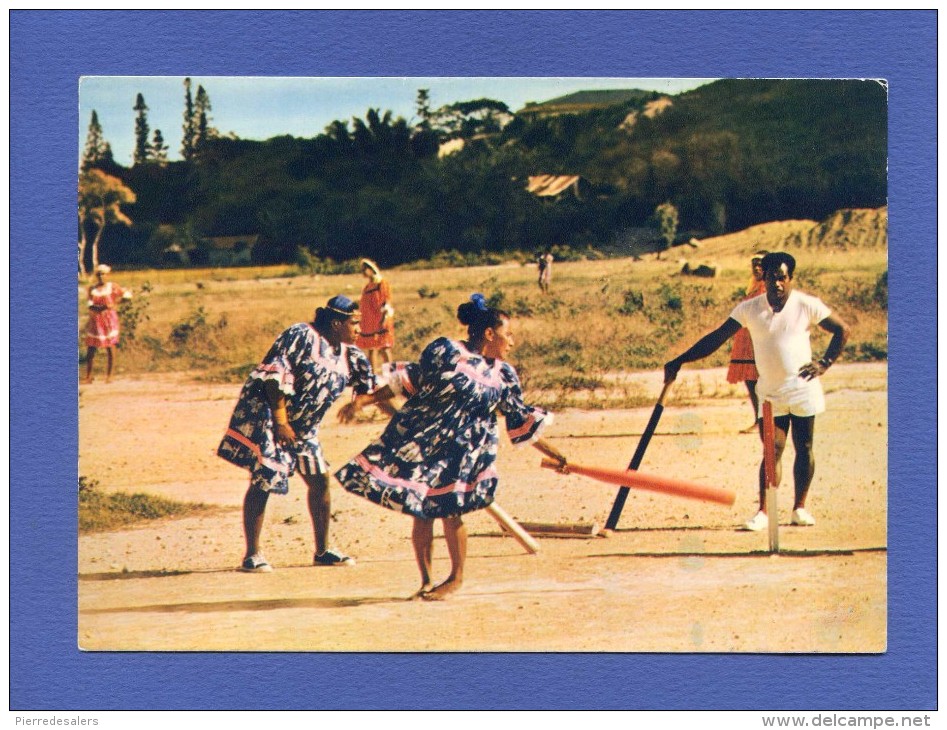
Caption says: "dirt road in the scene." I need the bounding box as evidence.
[78,363,886,652]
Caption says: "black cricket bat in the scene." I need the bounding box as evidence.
[604,380,673,530]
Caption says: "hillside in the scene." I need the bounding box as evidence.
[86,79,887,270]
[676,206,888,261]
[785,206,889,249]
[518,88,657,116]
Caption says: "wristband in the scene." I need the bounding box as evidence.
[818,357,833,369]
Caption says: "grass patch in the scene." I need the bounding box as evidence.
[79,477,214,534]
[80,248,888,409]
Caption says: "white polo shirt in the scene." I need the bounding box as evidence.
[729,290,832,416]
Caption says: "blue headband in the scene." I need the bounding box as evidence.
[326,295,356,315]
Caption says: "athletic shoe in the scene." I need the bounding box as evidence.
[742,511,769,532]
[240,554,273,573]
[314,549,355,567]
[791,508,816,526]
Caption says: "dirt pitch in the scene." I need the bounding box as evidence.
[78,363,886,653]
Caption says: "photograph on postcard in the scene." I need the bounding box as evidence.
[77,76,887,652]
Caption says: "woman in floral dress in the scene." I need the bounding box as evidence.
[82,264,131,383]
[218,295,392,572]
[727,252,767,432]
[336,294,569,600]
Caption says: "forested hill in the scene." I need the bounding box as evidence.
[85,79,887,269]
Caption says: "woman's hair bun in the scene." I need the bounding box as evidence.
[457,293,489,326]
[457,302,478,326]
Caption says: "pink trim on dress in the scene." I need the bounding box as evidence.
[225,428,287,472]
[354,454,497,499]
[454,361,503,389]
[507,412,538,440]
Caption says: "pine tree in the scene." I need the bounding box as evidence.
[133,93,151,166]
[81,110,111,170]
[151,129,169,165]
[415,88,432,129]
[194,84,216,153]
[181,77,196,160]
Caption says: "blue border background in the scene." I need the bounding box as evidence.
[10,10,936,710]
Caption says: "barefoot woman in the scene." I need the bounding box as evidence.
[336,294,568,600]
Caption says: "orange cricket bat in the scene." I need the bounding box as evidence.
[541,458,736,506]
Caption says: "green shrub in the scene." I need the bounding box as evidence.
[618,289,645,316]
[873,271,888,309]
[658,283,683,311]
[417,285,439,299]
[117,281,152,342]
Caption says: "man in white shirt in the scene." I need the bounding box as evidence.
[664,252,850,531]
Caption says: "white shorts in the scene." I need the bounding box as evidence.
[758,379,825,418]
[296,451,328,476]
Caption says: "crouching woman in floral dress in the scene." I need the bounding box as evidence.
[336,294,569,601]
[218,295,392,572]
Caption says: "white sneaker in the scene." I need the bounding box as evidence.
[240,554,273,573]
[743,511,769,531]
[791,508,815,526]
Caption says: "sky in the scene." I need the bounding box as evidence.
[79,76,715,166]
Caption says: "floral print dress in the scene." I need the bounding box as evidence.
[217,323,377,493]
[336,337,551,519]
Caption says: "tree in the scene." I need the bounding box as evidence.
[654,201,679,258]
[151,129,169,165]
[78,169,136,276]
[415,88,433,129]
[133,93,151,166]
[430,98,513,139]
[410,88,440,158]
[81,110,114,171]
[194,84,217,152]
[181,77,196,160]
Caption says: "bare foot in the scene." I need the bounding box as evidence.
[408,584,434,601]
[740,421,759,434]
[421,577,463,601]
[81,377,94,385]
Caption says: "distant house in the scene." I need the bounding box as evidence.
[203,235,259,266]
[437,138,466,158]
[526,175,590,200]
[517,89,655,118]
[205,235,260,252]
[620,96,674,130]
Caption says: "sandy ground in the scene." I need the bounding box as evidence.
[78,363,886,652]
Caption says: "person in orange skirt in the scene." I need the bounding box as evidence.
[356,259,394,372]
[82,264,131,384]
[726,252,767,432]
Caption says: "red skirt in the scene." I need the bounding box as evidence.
[357,283,394,350]
[726,328,757,383]
[85,309,120,348]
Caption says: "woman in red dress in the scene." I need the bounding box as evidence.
[726,252,767,431]
[355,259,394,372]
[82,264,131,383]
